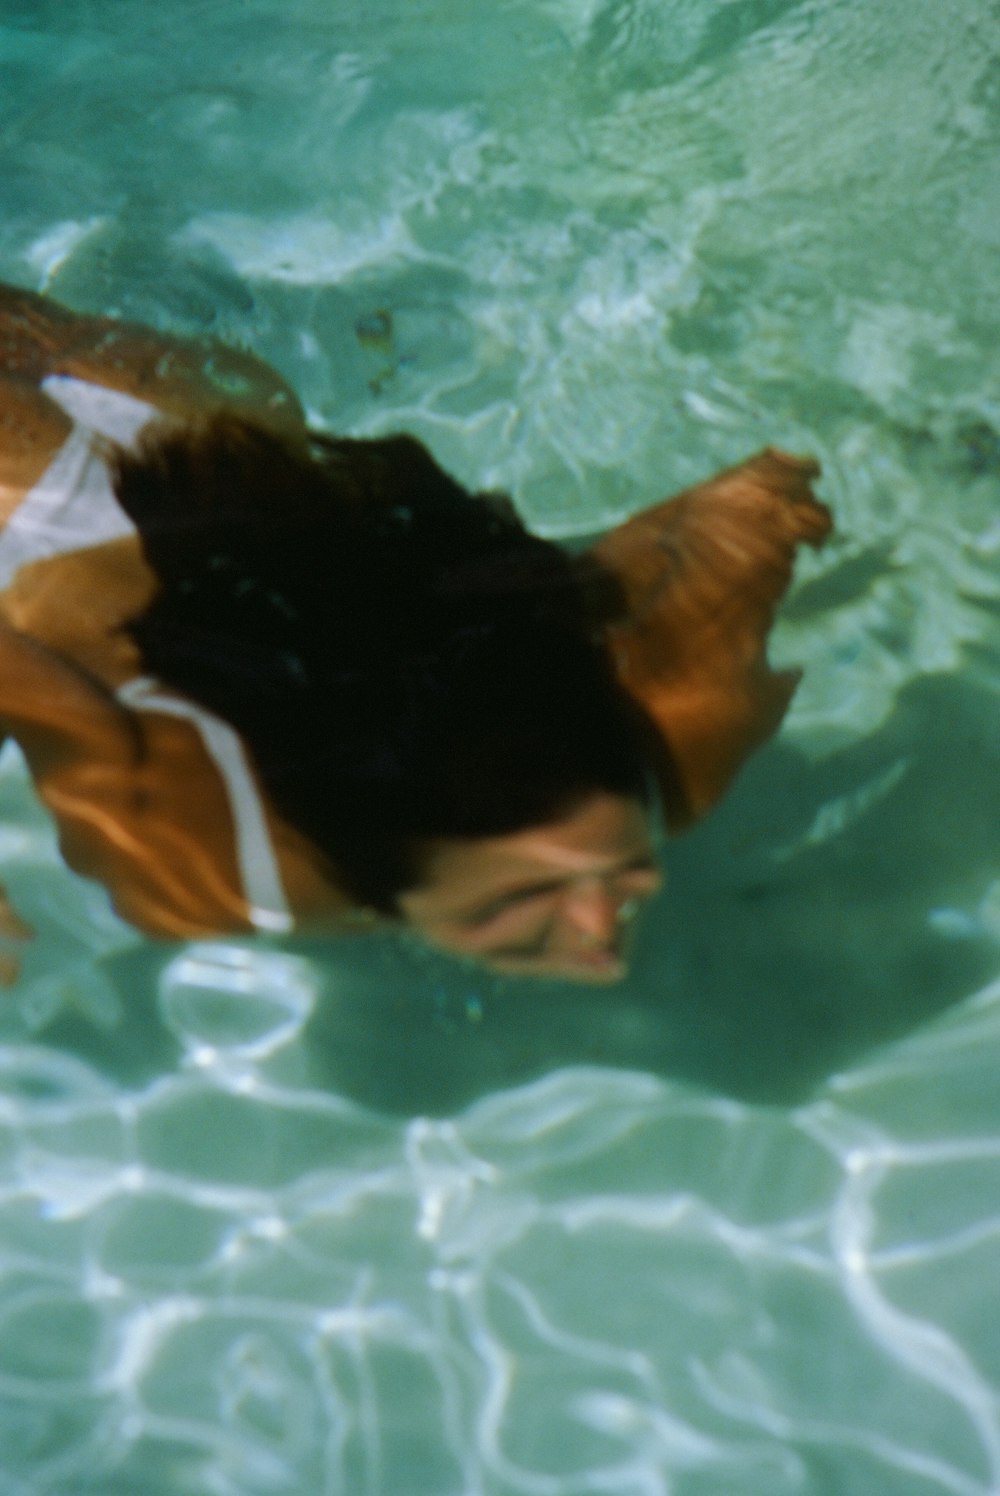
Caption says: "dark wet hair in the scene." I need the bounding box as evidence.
[112,417,655,911]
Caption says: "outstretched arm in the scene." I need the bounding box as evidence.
[588,448,832,829]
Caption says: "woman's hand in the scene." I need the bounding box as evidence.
[589,449,832,827]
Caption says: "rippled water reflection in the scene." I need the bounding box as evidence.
[0,0,999,1490]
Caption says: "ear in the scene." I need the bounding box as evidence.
[587,449,832,828]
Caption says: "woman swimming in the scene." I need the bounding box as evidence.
[0,282,830,981]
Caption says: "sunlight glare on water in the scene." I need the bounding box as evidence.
[0,0,999,1491]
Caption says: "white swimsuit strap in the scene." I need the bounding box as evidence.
[117,678,294,935]
[41,375,158,445]
[0,377,158,588]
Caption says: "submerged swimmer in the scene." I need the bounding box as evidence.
[0,282,830,981]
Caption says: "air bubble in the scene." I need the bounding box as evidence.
[158,945,317,1061]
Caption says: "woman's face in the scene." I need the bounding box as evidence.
[398,794,663,981]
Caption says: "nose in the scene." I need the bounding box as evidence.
[558,879,624,948]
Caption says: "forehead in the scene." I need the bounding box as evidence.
[407,795,655,914]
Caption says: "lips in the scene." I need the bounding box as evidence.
[561,948,626,980]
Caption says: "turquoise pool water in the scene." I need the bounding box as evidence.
[1,0,1000,1490]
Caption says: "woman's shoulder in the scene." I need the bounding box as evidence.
[0,616,354,939]
[53,318,306,435]
[0,376,73,496]
[0,280,306,436]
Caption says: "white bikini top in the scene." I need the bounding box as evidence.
[0,376,293,935]
[118,677,294,935]
[0,375,153,588]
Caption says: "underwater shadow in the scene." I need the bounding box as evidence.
[295,666,1000,1114]
[34,668,999,1118]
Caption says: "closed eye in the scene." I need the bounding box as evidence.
[460,882,564,928]
[458,856,661,929]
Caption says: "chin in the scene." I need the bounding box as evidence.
[561,955,629,984]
